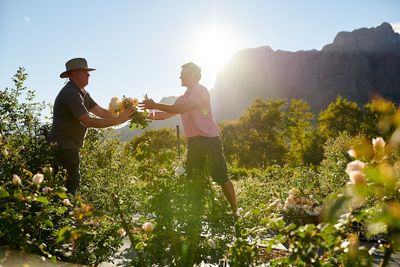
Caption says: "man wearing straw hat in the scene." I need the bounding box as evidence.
[48,57,134,195]
[140,62,237,215]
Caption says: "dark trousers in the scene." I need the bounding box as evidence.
[54,147,81,195]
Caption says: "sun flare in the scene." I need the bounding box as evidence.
[187,25,241,82]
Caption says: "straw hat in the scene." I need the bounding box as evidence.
[60,58,96,78]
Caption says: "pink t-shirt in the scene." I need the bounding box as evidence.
[175,83,219,138]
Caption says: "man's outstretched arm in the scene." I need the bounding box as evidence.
[78,107,134,128]
[148,111,176,120]
[140,99,197,114]
[90,105,115,118]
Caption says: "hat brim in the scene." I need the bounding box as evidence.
[60,68,96,78]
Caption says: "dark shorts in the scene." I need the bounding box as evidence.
[185,136,229,185]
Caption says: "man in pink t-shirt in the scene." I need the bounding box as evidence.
[140,62,237,214]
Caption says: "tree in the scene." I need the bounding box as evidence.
[283,99,315,165]
[222,99,288,168]
[361,98,396,139]
[219,120,242,165]
[0,67,52,177]
[317,96,363,139]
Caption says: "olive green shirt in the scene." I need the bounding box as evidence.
[48,81,97,148]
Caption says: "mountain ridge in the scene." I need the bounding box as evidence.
[211,22,400,120]
[118,22,400,139]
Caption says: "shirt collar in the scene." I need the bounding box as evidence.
[68,80,87,96]
[184,82,199,97]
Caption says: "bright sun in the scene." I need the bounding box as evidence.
[188,25,241,82]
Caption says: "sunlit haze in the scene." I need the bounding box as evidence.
[187,24,243,83]
[0,0,399,121]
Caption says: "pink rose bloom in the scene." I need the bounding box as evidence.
[346,160,366,175]
[349,171,366,185]
[142,222,155,233]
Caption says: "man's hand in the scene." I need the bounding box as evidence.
[139,98,156,109]
[117,107,135,123]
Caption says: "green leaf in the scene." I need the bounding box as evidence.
[56,226,73,243]
[135,241,146,250]
[36,196,49,205]
[56,207,68,214]
[326,195,349,222]
[0,189,9,198]
[55,191,68,199]
[44,219,54,227]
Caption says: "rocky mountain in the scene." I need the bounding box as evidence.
[211,22,400,120]
[118,22,400,140]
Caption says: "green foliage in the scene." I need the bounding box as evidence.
[124,154,235,266]
[221,99,289,168]
[361,98,396,139]
[127,128,183,163]
[317,96,363,139]
[0,69,124,265]
[284,99,314,165]
[0,68,53,178]
[318,133,361,198]
[2,68,400,265]
[239,99,288,167]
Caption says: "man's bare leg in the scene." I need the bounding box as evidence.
[221,180,237,214]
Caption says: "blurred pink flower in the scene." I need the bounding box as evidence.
[345,160,366,174]
[349,171,366,185]
[42,187,52,194]
[32,173,44,185]
[142,222,155,233]
[286,196,297,205]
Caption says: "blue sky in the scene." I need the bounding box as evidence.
[1,0,399,119]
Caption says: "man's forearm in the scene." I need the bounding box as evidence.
[90,106,115,118]
[151,111,176,120]
[153,103,184,114]
[98,109,115,118]
[81,116,123,128]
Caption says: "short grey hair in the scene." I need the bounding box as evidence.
[181,62,201,81]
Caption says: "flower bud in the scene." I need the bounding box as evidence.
[32,173,44,185]
[12,174,21,185]
[207,239,217,249]
[372,137,385,151]
[174,166,185,176]
[42,167,53,176]
[142,222,155,233]
[42,187,52,194]
[62,199,72,206]
[118,228,127,237]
